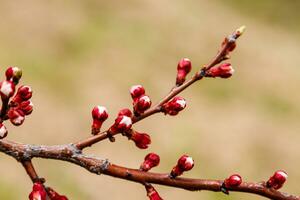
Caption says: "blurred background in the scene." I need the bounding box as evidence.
[0,0,299,199]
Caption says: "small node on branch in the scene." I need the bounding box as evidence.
[267,170,288,190]
[170,155,194,178]
[176,58,192,86]
[140,153,160,171]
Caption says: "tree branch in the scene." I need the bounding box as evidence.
[0,139,298,200]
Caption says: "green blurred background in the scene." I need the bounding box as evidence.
[0,0,299,199]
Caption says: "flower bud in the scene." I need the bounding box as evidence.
[134,95,151,115]
[170,155,194,178]
[29,183,47,200]
[130,85,145,100]
[19,100,33,115]
[91,106,108,135]
[0,123,8,139]
[224,174,242,188]
[118,108,133,117]
[7,108,25,126]
[145,185,163,200]
[206,63,234,78]
[162,96,186,116]
[267,170,288,190]
[140,153,160,171]
[109,115,132,134]
[0,80,15,99]
[5,66,22,83]
[129,130,151,149]
[12,85,32,103]
[176,58,192,85]
[47,187,69,200]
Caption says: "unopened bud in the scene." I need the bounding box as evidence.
[129,130,151,149]
[91,106,108,134]
[170,155,194,178]
[130,85,145,100]
[118,108,133,117]
[29,183,47,200]
[12,85,32,103]
[109,115,132,134]
[145,185,163,200]
[224,174,242,188]
[162,96,186,116]
[7,108,25,126]
[0,123,8,139]
[176,58,192,85]
[19,100,33,115]
[267,170,288,190]
[140,153,160,171]
[47,187,69,200]
[134,95,151,115]
[0,80,15,99]
[206,63,234,78]
[5,67,22,84]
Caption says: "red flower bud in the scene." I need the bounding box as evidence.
[0,80,15,99]
[206,63,234,78]
[47,187,69,200]
[7,108,25,126]
[109,115,132,134]
[140,153,160,171]
[134,95,151,114]
[130,131,151,149]
[130,85,145,100]
[12,85,32,103]
[0,123,8,139]
[19,100,33,115]
[118,108,133,118]
[224,174,242,188]
[5,66,22,83]
[145,185,163,200]
[29,183,47,200]
[162,96,186,116]
[170,155,194,178]
[176,58,192,85]
[91,106,108,135]
[267,170,288,190]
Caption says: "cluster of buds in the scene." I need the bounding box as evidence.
[91,106,108,135]
[266,170,288,190]
[0,123,8,139]
[29,183,47,200]
[127,129,151,149]
[47,187,69,200]
[8,85,33,126]
[130,85,151,115]
[145,184,163,200]
[176,58,192,86]
[109,108,133,135]
[140,153,160,171]
[0,67,33,132]
[205,63,234,79]
[162,96,186,116]
[170,155,194,178]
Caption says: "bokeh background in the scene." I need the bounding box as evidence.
[0,0,299,199]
